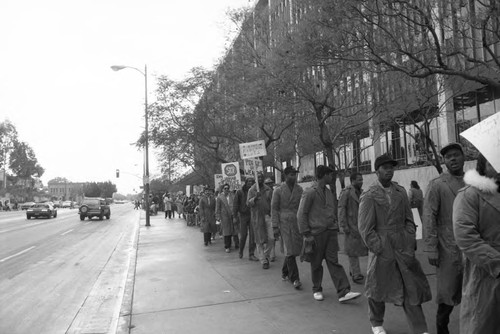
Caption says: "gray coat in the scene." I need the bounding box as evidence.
[247,184,273,244]
[358,181,432,305]
[216,193,236,236]
[338,185,368,257]
[423,172,464,305]
[453,170,500,334]
[271,182,303,256]
[199,194,217,234]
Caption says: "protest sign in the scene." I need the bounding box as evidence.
[221,162,242,190]
[460,112,500,172]
[239,140,267,160]
[243,158,263,177]
[214,174,224,191]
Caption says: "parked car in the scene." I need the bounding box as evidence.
[20,202,35,210]
[78,198,110,221]
[61,201,73,208]
[26,203,57,219]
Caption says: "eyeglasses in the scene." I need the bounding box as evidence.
[223,187,229,190]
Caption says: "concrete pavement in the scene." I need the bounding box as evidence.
[118,213,459,334]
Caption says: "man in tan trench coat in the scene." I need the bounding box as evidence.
[271,166,303,289]
[423,143,465,334]
[338,171,368,284]
[358,154,431,334]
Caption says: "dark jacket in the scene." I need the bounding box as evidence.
[233,187,251,216]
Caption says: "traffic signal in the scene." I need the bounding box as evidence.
[116,169,120,178]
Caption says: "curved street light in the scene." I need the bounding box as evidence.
[111,64,151,227]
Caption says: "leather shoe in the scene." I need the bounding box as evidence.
[249,255,259,261]
[262,260,270,269]
[238,252,243,259]
[293,280,302,289]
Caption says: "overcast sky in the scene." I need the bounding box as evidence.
[0,0,250,195]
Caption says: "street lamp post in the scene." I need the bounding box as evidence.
[111,64,151,227]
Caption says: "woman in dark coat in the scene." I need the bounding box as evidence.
[199,188,217,246]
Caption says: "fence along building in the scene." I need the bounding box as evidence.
[205,0,500,189]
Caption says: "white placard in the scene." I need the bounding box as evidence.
[243,158,263,177]
[214,174,224,191]
[221,162,242,191]
[460,112,500,172]
[239,140,267,160]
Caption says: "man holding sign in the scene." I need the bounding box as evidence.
[247,173,274,269]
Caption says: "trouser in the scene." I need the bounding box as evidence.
[233,235,239,248]
[310,230,350,298]
[256,241,272,264]
[165,210,172,219]
[203,232,212,245]
[224,235,232,249]
[436,303,454,334]
[348,256,362,278]
[238,213,255,257]
[368,298,428,334]
[282,255,299,282]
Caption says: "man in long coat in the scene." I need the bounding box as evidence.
[216,184,238,252]
[271,166,303,289]
[338,171,368,284]
[247,173,274,269]
[233,177,258,261]
[423,143,465,334]
[358,154,431,334]
[199,188,217,246]
[453,154,500,334]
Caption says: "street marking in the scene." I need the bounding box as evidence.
[0,221,48,234]
[0,246,36,263]
[61,229,74,236]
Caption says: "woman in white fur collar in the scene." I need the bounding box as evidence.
[452,154,500,334]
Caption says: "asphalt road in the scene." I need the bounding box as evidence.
[0,204,139,334]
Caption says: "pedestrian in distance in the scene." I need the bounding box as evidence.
[199,187,217,246]
[233,177,259,261]
[297,165,362,303]
[423,143,465,334]
[163,193,173,219]
[453,154,500,334]
[358,154,431,334]
[216,184,238,253]
[247,173,274,269]
[338,171,368,284]
[271,166,303,290]
[408,180,424,218]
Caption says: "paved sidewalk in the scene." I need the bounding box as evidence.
[118,213,459,334]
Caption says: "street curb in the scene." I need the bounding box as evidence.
[115,212,142,334]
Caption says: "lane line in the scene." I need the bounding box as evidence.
[0,221,48,234]
[0,246,36,263]
[61,229,74,236]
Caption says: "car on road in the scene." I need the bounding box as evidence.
[26,203,58,219]
[61,201,73,208]
[78,198,110,221]
[20,202,36,210]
